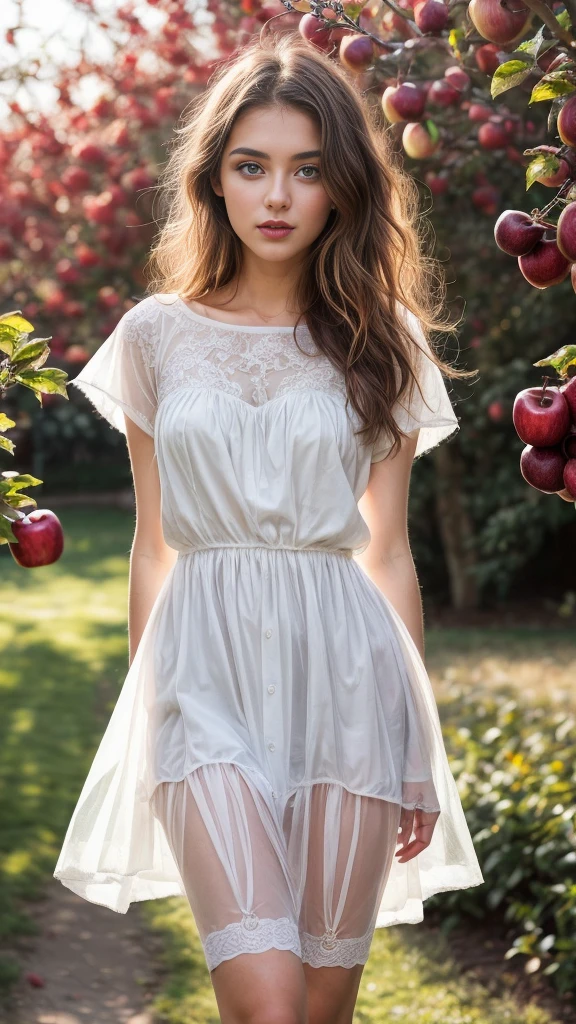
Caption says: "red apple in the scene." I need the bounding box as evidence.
[402,122,440,158]
[444,66,471,91]
[475,42,502,74]
[494,210,545,256]
[413,0,449,32]
[425,170,449,195]
[557,94,576,148]
[564,458,576,498]
[513,386,571,446]
[537,48,562,72]
[61,166,91,193]
[478,121,509,149]
[339,33,375,72]
[75,243,101,268]
[488,400,505,421]
[560,376,576,422]
[298,12,333,48]
[382,83,427,122]
[8,509,64,567]
[518,239,572,288]
[468,103,493,122]
[468,0,532,45]
[557,202,576,262]
[520,445,567,493]
[472,185,500,215]
[427,78,461,106]
[71,141,108,166]
[25,973,45,988]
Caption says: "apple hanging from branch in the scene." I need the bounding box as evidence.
[0,309,69,564]
[512,344,576,506]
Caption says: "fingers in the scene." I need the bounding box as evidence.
[394,805,440,863]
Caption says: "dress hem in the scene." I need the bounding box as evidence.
[150,762,441,814]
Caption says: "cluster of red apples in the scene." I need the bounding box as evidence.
[514,375,576,502]
[494,97,576,293]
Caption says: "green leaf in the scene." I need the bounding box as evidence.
[425,119,440,143]
[534,344,576,377]
[0,413,16,432]
[10,340,51,371]
[0,435,15,455]
[0,515,18,543]
[2,492,38,509]
[491,59,534,98]
[449,27,465,59]
[530,77,576,103]
[514,24,550,58]
[13,367,69,399]
[0,473,43,495]
[525,153,561,189]
[555,8,571,30]
[0,312,34,334]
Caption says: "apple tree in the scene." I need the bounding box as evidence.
[0,310,68,564]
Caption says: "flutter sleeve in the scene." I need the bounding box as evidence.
[371,304,460,463]
[68,301,157,438]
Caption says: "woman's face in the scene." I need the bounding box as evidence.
[212,104,333,263]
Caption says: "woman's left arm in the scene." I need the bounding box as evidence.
[354,432,424,661]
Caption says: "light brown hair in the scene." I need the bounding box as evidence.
[145,29,475,458]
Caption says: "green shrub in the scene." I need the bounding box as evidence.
[432,684,576,998]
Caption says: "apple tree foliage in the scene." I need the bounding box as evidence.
[0,312,69,544]
[1,0,575,603]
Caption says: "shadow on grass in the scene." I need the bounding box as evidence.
[0,507,135,989]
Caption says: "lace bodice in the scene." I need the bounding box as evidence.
[136,294,349,412]
[70,290,460,463]
[156,296,349,409]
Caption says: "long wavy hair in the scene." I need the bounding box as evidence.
[144,29,475,458]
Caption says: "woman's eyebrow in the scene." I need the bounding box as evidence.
[228,147,321,159]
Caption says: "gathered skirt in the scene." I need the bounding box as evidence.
[53,546,484,971]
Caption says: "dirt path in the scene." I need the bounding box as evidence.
[1,878,166,1024]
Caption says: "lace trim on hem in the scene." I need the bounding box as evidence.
[300,927,373,968]
[203,915,302,972]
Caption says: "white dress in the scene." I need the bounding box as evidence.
[53,292,484,973]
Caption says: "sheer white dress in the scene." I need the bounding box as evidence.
[53,292,484,972]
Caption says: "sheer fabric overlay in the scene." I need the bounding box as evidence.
[54,293,483,974]
[150,764,402,971]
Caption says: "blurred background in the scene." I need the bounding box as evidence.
[1,1,575,1022]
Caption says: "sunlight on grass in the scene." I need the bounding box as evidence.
[425,633,576,710]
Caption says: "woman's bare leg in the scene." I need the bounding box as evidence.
[303,962,364,1024]
[211,949,308,1024]
[285,785,401,1024]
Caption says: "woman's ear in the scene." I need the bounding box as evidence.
[210,175,224,198]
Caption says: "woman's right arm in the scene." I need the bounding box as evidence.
[124,413,178,667]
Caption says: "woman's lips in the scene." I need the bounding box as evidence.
[257,226,294,239]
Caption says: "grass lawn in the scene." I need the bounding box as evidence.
[1,505,574,1021]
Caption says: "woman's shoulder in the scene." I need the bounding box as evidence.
[114,293,176,367]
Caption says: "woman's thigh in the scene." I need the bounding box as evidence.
[151,769,400,1023]
[150,763,303,950]
[284,783,401,1023]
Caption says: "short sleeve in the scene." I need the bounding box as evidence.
[371,305,460,463]
[68,301,158,438]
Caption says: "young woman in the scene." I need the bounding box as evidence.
[54,29,483,1024]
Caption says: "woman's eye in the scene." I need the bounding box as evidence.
[236,163,320,179]
[238,162,261,175]
[298,165,320,179]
